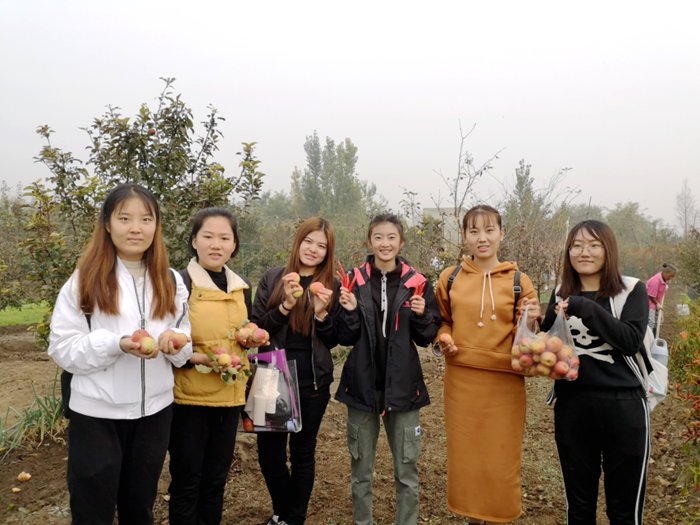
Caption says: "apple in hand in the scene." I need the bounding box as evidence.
[132,330,156,354]
[309,282,325,295]
[288,272,303,298]
[217,353,232,367]
[243,418,254,432]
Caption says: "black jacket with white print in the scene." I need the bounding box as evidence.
[541,280,649,400]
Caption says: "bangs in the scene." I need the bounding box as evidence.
[465,210,499,230]
[114,194,157,220]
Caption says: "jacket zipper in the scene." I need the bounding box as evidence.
[311,321,318,390]
[132,276,147,418]
[383,276,414,413]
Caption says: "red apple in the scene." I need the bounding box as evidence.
[540,352,557,367]
[439,333,453,346]
[557,346,573,361]
[569,354,580,368]
[230,354,241,368]
[309,282,324,295]
[252,328,268,343]
[148,128,156,135]
[531,339,547,354]
[554,361,570,375]
[214,347,227,356]
[549,371,563,380]
[511,344,522,358]
[243,418,254,432]
[546,336,563,352]
[140,337,157,354]
[519,338,532,353]
[565,368,579,380]
[519,354,534,368]
[536,364,551,376]
[511,358,523,372]
[131,329,151,343]
[169,332,188,350]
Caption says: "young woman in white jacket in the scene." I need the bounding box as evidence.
[48,183,193,525]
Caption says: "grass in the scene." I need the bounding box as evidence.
[0,369,66,459]
[0,302,49,326]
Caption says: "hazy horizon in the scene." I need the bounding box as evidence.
[1,1,698,230]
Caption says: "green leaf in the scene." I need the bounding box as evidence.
[194,364,212,374]
[204,350,216,361]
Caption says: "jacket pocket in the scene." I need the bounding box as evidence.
[347,421,361,460]
[402,425,422,464]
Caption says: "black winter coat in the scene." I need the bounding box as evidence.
[335,256,441,413]
[251,267,347,391]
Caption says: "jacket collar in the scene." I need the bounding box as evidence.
[357,255,422,289]
[186,258,248,293]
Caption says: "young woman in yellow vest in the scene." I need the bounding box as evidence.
[435,205,540,525]
[168,208,266,525]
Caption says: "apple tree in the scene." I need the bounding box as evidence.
[22,78,265,345]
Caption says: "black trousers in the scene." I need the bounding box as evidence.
[554,392,650,525]
[168,404,243,525]
[66,405,172,525]
[257,387,330,525]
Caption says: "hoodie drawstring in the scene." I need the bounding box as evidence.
[478,271,497,327]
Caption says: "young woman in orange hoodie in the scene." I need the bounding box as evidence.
[435,205,540,525]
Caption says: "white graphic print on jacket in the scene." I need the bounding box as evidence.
[568,315,614,363]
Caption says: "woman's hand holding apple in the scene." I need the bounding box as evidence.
[313,286,332,316]
[281,273,303,311]
[437,333,458,357]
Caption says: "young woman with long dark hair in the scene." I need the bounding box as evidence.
[434,205,540,525]
[250,217,344,525]
[542,220,650,524]
[48,183,192,525]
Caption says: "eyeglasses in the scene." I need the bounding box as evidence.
[569,243,604,257]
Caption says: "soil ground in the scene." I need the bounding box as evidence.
[1,285,698,524]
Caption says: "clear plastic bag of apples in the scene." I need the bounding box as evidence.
[511,307,579,381]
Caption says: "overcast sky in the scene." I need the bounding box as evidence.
[1,1,698,229]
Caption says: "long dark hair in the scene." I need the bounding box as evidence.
[188,207,241,259]
[77,184,176,319]
[559,220,624,300]
[265,217,336,336]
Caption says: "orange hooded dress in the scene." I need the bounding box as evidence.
[435,258,536,524]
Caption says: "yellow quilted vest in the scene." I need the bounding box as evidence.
[173,259,250,407]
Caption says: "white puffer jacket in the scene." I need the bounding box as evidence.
[48,259,192,420]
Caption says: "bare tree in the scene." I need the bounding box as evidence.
[429,122,504,252]
[676,178,698,240]
[496,160,578,296]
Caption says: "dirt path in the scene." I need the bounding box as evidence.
[1,286,698,523]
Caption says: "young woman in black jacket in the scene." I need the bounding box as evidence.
[542,220,650,525]
[250,217,346,525]
[335,214,441,525]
